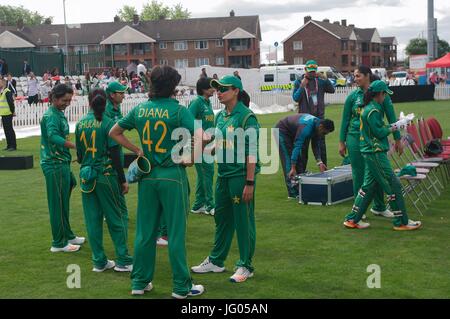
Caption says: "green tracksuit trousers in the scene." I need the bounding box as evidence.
[209,176,256,273]
[81,174,132,269]
[345,152,410,227]
[131,165,193,296]
[192,162,215,211]
[347,133,386,212]
[42,164,77,248]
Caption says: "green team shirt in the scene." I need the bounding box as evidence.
[215,101,261,178]
[104,99,123,123]
[75,112,117,175]
[188,95,215,131]
[340,88,400,142]
[360,101,392,154]
[118,97,195,168]
[40,105,72,166]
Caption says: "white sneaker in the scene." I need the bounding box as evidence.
[93,260,116,273]
[114,264,133,272]
[191,206,206,214]
[50,244,80,253]
[191,257,225,273]
[371,208,394,218]
[156,237,168,246]
[206,208,215,216]
[131,282,153,295]
[230,267,254,283]
[68,237,86,245]
[172,284,205,299]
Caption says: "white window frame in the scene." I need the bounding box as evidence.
[216,40,224,47]
[293,57,303,65]
[175,59,189,68]
[216,56,225,66]
[159,42,167,49]
[195,40,209,50]
[195,58,209,67]
[293,41,303,51]
[174,41,188,51]
[159,59,168,66]
[74,45,88,54]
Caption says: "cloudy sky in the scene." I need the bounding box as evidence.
[3,0,450,62]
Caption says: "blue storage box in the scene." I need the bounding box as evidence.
[298,165,354,205]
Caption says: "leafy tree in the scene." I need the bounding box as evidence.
[117,5,138,22]
[141,1,171,21]
[170,3,191,20]
[405,37,450,58]
[0,5,52,26]
[117,1,190,22]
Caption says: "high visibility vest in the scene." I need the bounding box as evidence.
[0,88,12,116]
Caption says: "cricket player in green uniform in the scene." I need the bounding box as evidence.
[40,84,85,253]
[192,75,260,283]
[189,77,216,215]
[75,89,133,272]
[343,80,422,231]
[104,82,127,162]
[110,65,205,298]
[340,65,403,219]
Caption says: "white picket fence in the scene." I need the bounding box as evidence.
[3,86,450,130]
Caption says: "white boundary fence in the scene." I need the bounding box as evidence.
[2,85,450,130]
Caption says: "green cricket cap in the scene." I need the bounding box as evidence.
[369,80,393,95]
[210,75,243,91]
[106,81,128,94]
[305,60,318,72]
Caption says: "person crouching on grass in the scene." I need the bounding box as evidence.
[343,80,422,231]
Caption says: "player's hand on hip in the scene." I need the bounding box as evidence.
[121,182,129,195]
[242,185,254,203]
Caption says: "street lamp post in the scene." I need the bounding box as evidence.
[63,0,69,74]
[274,42,279,91]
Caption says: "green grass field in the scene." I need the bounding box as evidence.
[0,101,449,299]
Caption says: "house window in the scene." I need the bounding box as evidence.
[159,59,168,66]
[175,59,189,68]
[159,42,167,49]
[216,56,225,66]
[113,44,127,56]
[76,63,89,73]
[95,45,102,52]
[195,41,208,50]
[195,58,209,67]
[174,41,188,51]
[216,40,224,47]
[341,55,349,65]
[341,41,348,51]
[131,43,151,55]
[229,39,250,51]
[74,45,88,54]
[293,41,303,50]
[293,57,303,65]
[264,74,274,82]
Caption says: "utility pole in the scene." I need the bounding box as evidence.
[63,0,69,74]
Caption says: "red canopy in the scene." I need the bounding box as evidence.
[426,53,450,68]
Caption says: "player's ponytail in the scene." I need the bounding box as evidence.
[238,90,250,107]
[363,88,377,107]
[88,89,107,122]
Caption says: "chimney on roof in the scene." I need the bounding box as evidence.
[114,15,121,23]
[230,10,235,17]
[341,19,347,26]
[333,21,340,25]
[349,24,355,28]
[17,18,24,31]
[132,14,140,26]
[304,16,312,24]
[323,18,330,23]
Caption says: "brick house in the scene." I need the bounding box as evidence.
[0,13,261,73]
[282,16,397,73]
